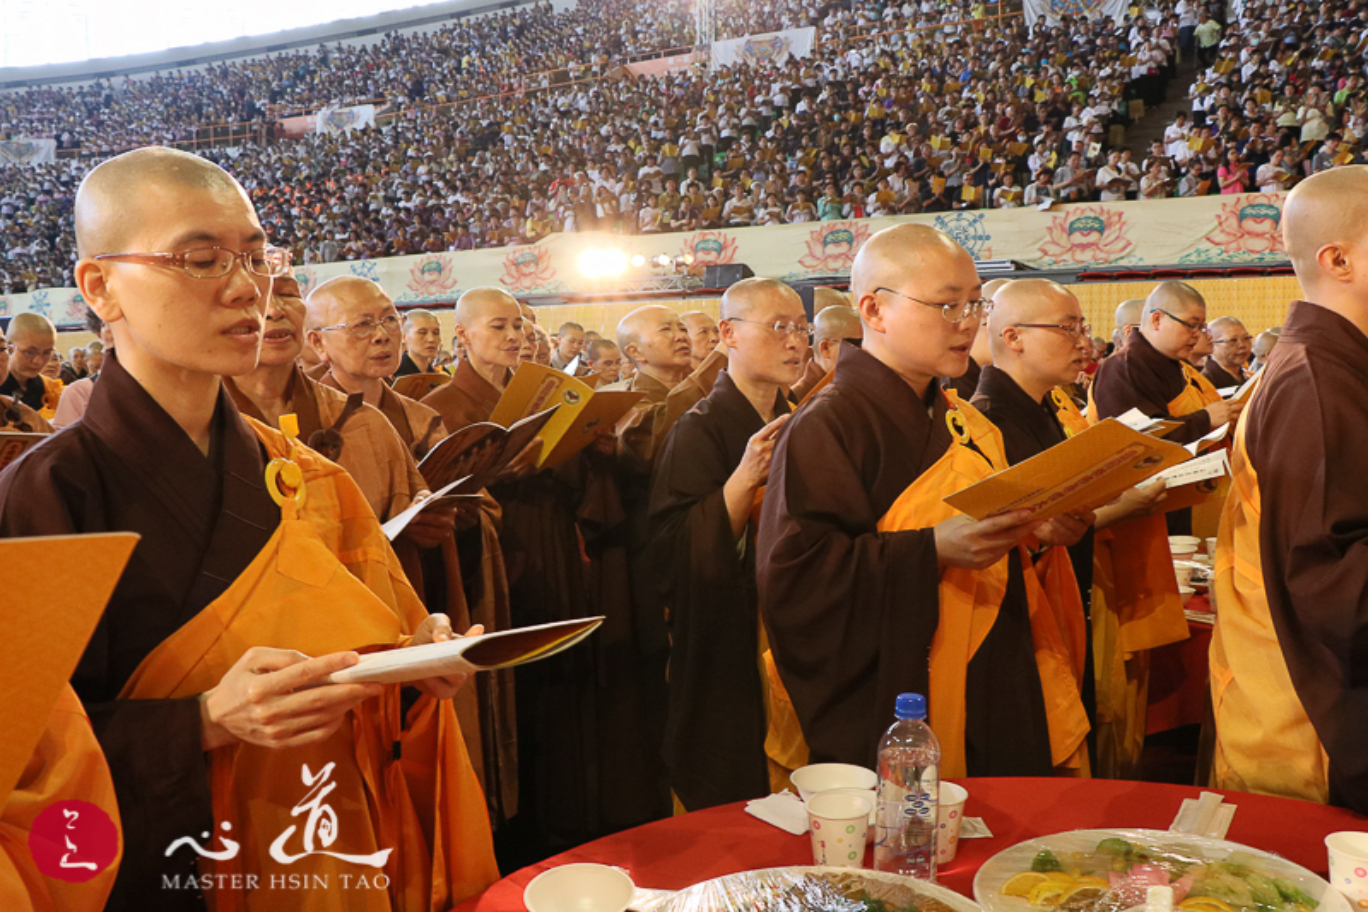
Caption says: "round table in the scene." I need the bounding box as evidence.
[455,778,1367,911]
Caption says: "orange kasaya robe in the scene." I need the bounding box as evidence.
[1180,361,1230,539]
[0,686,121,912]
[1209,379,1328,802]
[876,391,1090,778]
[1083,383,1193,779]
[38,377,63,423]
[116,418,498,912]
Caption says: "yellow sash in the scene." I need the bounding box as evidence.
[877,393,1089,777]
[1209,381,1328,801]
[118,419,497,911]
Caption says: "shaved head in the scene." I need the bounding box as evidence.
[988,279,1089,398]
[982,278,1012,301]
[8,311,56,343]
[720,277,795,320]
[1208,316,1244,336]
[1253,330,1279,359]
[1143,281,1205,320]
[75,147,245,259]
[403,309,439,329]
[305,275,390,329]
[455,286,522,327]
[1284,166,1368,285]
[1114,298,1144,333]
[519,302,537,324]
[617,304,691,379]
[849,223,982,391]
[680,309,721,368]
[814,304,862,344]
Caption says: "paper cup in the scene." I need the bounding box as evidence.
[937,781,969,865]
[818,786,878,843]
[1326,832,1368,905]
[791,763,879,802]
[1174,563,1194,588]
[1205,537,1218,557]
[806,791,872,868]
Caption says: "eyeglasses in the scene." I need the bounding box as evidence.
[315,313,402,339]
[728,318,814,339]
[1013,322,1092,339]
[10,345,53,360]
[874,287,988,324]
[1212,334,1253,345]
[1158,309,1207,335]
[93,245,291,279]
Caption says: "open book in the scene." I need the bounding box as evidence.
[488,363,644,468]
[380,477,486,541]
[943,418,1193,523]
[416,407,559,492]
[1218,373,1259,406]
[0,431,48,471]
[328,617,605,685]
[392,372,451,401]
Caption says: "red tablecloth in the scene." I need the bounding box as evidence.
[1147,593,1215,734]
[456,777,1365,911]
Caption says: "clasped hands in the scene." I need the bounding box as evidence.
[934,507,1095,571]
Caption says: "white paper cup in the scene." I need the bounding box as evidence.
[936,781,969,865]
[523,863,635,912]
[806,792,872,868]
[818,786,878,843]
[1179,586,1195,606]
[1326,832,1368,905]
[1174,563,1194,588]
[1205,536,1218,557]
[791,762,879,802]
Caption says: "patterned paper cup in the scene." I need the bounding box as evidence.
[937,781,969,865]
[806,791,873,868]
[1327,832,1368,907]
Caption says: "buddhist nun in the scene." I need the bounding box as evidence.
[0,323,53,433]
[970,280,1169,770]
[549,321,585,371]
[584,338,623,386]
[757,224,1091,778]
[306,276,446,456]
[791,299,861,401]
[941,277,1008,399]
[396,308,444,376]
[680,310,720,372]
[1203,317,1253,389]
[1,313,63,419]
[648,277,801,810]
[0,147,497,910]
[1211,165,1368,813]
[1249,329,1279,373]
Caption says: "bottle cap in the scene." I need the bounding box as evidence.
[895,693,927,721]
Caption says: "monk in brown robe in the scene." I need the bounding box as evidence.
[1111,299,1144,352]
[0,324,53,434]
[396,309,443,377]
[1249,329,1279,373]
[1211,165,1368,813]
[0,147,497,911]
[758,224,1092,777]
[791,300,861,401]
[680,311,720,373]
[1,313,63,420]
[1203,316,1252,389]
[648,277,802,810]
[610,305,693,467]
[306,276,446,457]
[971,280,1169,770]
[584,339,623,386]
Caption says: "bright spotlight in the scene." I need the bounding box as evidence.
[630,253,647,269]
[577,248,630,279]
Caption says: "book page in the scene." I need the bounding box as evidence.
[0,431,48,471]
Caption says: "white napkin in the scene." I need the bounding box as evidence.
[745,791,810,835]
[1171,791,1236,838]
[961,816,994,839]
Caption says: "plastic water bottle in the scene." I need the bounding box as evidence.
[873,693,941,880]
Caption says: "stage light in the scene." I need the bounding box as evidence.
[577,248,630,279]
[654,254,673,267]
[630,253,647,268]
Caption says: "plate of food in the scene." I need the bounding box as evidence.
[973,829,1347,912]
[659,865,981,912]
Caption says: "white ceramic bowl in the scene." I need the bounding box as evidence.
[1179,585,1195,606]
[523,863,635,912]
[791,763,879,802]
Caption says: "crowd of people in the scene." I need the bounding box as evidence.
[2,0,1366,297]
